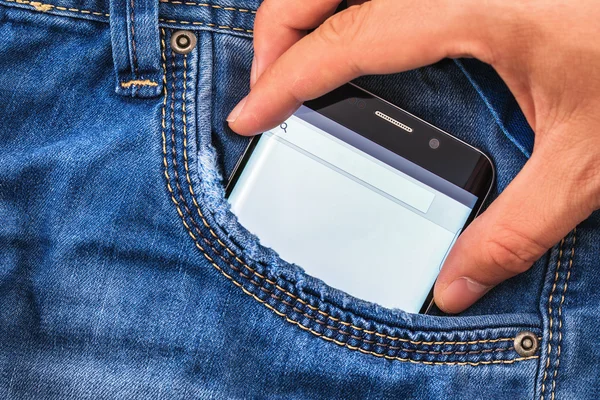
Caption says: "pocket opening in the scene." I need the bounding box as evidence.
[160,27,543,366]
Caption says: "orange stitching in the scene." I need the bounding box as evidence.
[276,287,542,350]
[258,272,531,351]
[169,47,204,238]
[129,0,139,75]
[160,31,535,365]
[231,267,539,365]
[159,18,253,33]
[256,276,523,352]
[120,79,158,88]
[209,247,527,351]
[1,0,110,17]
[549,229,576,400]
[541,237,566,400]
[168,47,208,240]
[256,279,520,355]
[160,0,256,14]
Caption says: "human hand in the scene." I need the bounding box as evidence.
[227,0,600,313]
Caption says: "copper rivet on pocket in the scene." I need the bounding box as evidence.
[171,30,197,54]
[514,331,538,357]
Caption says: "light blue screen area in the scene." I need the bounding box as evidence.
[229,107,477,312]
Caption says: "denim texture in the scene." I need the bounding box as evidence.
[0,0,598,399]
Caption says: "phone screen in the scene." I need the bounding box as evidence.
[228,105,479,313]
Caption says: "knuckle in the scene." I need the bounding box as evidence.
[482,228,545,276]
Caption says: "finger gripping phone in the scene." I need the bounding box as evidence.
[226,83,494,314]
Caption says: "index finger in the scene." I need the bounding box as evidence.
[251,0,343,86]
[228,0,493,135]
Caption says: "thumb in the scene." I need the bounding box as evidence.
[433,147,593,314]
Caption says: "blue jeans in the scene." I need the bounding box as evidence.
[0,0,597,398]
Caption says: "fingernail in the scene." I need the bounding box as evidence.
[438,277,490,313]
[250,55,258,87]
[227,96,247,123]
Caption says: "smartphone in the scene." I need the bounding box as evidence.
[226,83,494,314]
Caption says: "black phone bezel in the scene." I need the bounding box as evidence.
[225,82,495,314]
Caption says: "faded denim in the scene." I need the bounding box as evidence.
[0,0,598,399]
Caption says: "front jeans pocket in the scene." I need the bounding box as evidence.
[155,24,563,399]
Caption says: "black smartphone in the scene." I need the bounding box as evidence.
[225,83,494,314]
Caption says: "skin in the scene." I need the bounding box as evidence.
[226,0,600,313]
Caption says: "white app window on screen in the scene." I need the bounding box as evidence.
[229,109,476,313]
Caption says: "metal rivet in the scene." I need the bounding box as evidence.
[171,30,196,54]
[514,331,538,357]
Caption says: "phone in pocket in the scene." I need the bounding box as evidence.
[226,83,494,314]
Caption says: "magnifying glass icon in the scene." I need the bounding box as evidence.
[280,123,287,133]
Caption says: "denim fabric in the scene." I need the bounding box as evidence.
[0,0,598,399]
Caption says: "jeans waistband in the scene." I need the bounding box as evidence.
[0,0,259,26]
[0,0,258,97]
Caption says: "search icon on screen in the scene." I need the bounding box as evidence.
[280,123,287,133]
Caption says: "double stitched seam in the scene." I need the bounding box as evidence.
[159,31,538,365]
[541,228,577,400]
[129,0,139,76]
[551,230,576,399]
[541,238,565,399]
[158,18,253,33]
[159,0,256,14]
[0,0,253,33]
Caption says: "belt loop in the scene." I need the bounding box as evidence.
[109,0,162,98]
